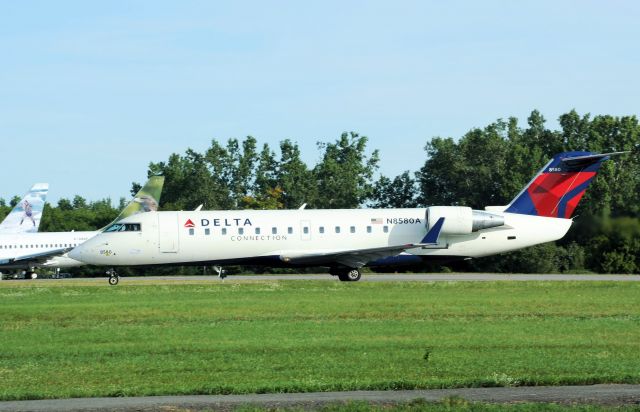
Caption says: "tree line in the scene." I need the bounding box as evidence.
[1,110,638,274]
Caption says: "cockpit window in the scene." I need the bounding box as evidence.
[126,223,141,232]
[104,223,123,232]
[104,223,141,232]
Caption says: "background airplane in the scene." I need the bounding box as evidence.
[0,183,49,234]
[0,176,164,281]
[70,152,626,282]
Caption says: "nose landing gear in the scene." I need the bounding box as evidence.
[106,269,119,286]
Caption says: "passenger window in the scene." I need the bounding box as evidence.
[303,227,309,234]
[335,226,341,234]
[222,228,227,235]
[288,227,293,234]
[189,228,194,236]
[367,226,372,233]
[272,227,277,235]
[239,228,244,235]
[255,228,261,235]
[350,226,355,233]
[319,226,325,234]
[205,228,211,235]
[383,225,389,233]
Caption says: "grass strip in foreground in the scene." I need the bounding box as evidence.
[1,280,639,400]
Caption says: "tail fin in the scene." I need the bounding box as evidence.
[504,151,626,218]
[0,183,49,234]
[101,176,165,229]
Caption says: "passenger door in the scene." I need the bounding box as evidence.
[158,212,180,253]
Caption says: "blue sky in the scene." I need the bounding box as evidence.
[1,1,639,204]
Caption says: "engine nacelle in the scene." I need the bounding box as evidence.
[426,206,504,235]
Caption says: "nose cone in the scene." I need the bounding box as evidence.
[68,240,101,265]
[67,244,85,262]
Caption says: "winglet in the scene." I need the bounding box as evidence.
[421,217,444,244]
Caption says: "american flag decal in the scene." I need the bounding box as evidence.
[371,218,383,224]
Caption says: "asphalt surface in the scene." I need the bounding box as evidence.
[2,385,640,411]
[31,273,640,283]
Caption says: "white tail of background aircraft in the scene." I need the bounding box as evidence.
[0,177,164,281]
[0,183,49,234]
[69,152,626,283]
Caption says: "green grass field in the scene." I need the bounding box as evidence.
[1,279,639,401]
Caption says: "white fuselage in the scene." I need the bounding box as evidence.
[69,209,572,267]
[0,231,97,269]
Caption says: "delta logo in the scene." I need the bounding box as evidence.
[184,219,196,228]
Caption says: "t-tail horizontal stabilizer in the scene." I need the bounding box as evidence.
[420,217,444,245]
[560,151,628,169]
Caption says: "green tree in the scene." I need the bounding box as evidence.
[276,139,317,209]
[314,132,379,208]
[371,171,418,208]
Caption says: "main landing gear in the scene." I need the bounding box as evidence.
[106,268,119,286]
[26,267,38,279]
[330,267,362,282]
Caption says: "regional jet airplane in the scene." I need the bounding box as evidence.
[0,183,49,234]
[0,177,164,281]
[69,152,625,283]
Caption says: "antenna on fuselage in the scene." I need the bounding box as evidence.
[298,203,307,210]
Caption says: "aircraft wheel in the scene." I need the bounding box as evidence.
[338,269,361,282]
[108,275,119,286]
[346,268,361,281]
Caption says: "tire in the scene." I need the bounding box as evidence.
[338,269,361,282]
[108,275,119,286]
[346,269,361,281]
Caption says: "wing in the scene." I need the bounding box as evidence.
[0,247,73,266]
[279,218,445,268]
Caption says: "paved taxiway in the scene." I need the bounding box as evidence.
[30,273,640,283]
[2,384,640,411]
